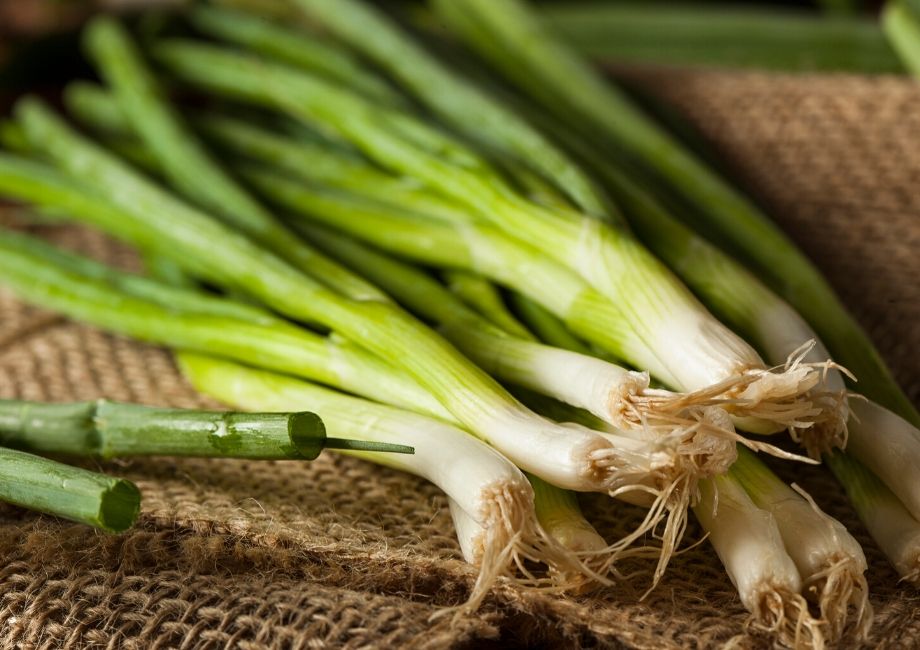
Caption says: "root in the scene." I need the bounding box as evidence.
[748,586,825,650]
[585,427,726,594]
[738,342,851,458]
[805,556,873,644]
[609,347,841,463]
[627,341,851,459]
[443,480,613,619]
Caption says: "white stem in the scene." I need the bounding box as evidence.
[448,497,485,564]
[446,324,647,426]
[733,451,870,642]
[693,474,824,648]
[846,399,920,522]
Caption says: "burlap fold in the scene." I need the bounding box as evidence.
[2,69,919,648]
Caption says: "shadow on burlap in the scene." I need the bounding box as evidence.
[1,69,919,649]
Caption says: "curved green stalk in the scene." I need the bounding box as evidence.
[0,229,451,420]
[292,0,611,216]
[6,229,275,326]
[187,4,405,105]
[83,17,386,302]
[883,1,920,76]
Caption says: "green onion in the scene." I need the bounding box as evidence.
[0,399,405,458]
[536,3,897,73]
[883,0,920,76]
[292,0,611,216]
[845,400,920,522]
[0,447,139,533]
[731,448,871,641]
[0,117,618,495]
[827,451,920,584]
[82,16,386,303]
[177,352,606,604]
[434,0,920,430]
[693,474,823,647]
[187,4,405,105]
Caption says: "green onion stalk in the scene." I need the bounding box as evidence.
[291,0,611,217]
[0,447,139,533]
[153,37,837,441]
[5,102,630,496]
[432,0,920,432]
[0,229,453,423]
[177,352,609,608]
[534,3,899,74]
[0,398,415,458]
[731,448,871,642]
[82,17,385,304]
[693,473,823,648]
[186,3,405,106]
[827,452,920,585]
[883,0,920,76]
[441,271,535,341]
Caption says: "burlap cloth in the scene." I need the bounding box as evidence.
[2,68,920,649]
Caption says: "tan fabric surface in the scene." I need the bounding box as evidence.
[2,70,920,648]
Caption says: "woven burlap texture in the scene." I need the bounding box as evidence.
[2,69,919,649]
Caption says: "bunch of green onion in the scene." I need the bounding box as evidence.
[0,0,916,644]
